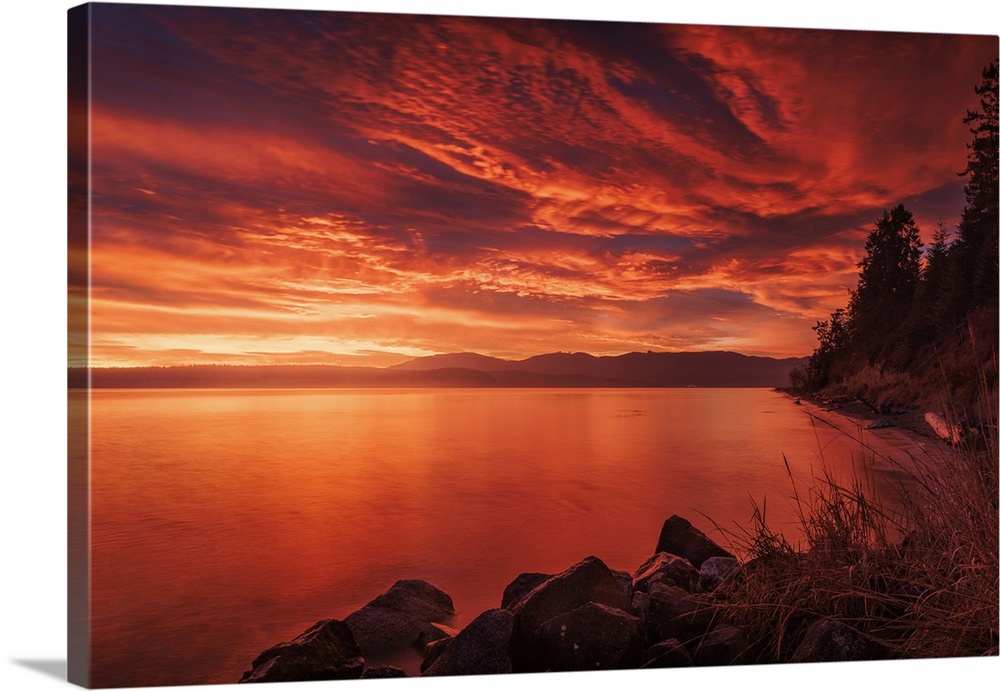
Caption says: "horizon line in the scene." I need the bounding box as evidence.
[70,347,811,370]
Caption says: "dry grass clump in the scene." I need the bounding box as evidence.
[837,366,916,411]
[831,316,998,420]
[713,379,998,664]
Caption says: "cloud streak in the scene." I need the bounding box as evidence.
[79,5,997,366]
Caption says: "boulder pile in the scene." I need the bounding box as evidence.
[238,514,861,682]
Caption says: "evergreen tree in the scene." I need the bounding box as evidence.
[797,61,997,394]
[947,61,998,316]
[921,222,953,332]
[847,204,923,360]
[806,307,852,389]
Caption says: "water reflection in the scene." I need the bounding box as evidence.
[86,388,941,686]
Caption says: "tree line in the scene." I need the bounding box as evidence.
[797,61,998,399]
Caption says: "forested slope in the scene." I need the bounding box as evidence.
[794,62,998,430]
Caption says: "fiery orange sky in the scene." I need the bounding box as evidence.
[72,4,997,367]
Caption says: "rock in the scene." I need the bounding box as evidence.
[632,552,699,593]
[630,590,650,621]
[510,556,633,639]
[689,625,750,666]
[924,411,965,445]
[790,619,871,663]
[420,637,453,673]
[654,515,734,569]
[508,556,633,671]
[534,602,644,672]
[501,572,551,610]
[422,608,514,676]
[239,619,364,683]
[698,556,741,592]
[612,569,635,601]
[415,622,460,649]
[642,582,717,644]
[344,579,455,656]
[641,639,693,668]
[361,665,407,678]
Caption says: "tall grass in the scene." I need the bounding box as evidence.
[713,371,998,663]
[829,314,998,420]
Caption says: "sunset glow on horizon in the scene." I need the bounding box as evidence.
[73,5,998,367]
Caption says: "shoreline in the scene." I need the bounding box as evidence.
[780,389,956,463]
[775,390,959,513]
[236,517,755,681]
[237,503,997,683]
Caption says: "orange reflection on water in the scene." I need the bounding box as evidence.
[87,388,936,686]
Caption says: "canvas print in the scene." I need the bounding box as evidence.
[67,2,998,688]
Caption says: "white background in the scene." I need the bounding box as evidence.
[2,1,997,690]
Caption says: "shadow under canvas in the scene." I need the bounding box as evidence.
[12,659,68,682]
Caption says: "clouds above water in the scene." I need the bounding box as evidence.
[78,5,997,365]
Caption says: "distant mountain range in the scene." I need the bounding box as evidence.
[72,351,807,388]
[392,351,805,387]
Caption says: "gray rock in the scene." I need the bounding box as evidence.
[415,622,460,649]
[420,637,453,673]
[790,619,872,663]
[510,556,633,640]
[509,556,633,671]
[344,579,455,656]
[239,619,364,683]
[422,609,514,677]
[690,625,750,666]
[641,638,693,668]
[612,569,635,601]
[632,552,699,593]
[501,572,551,610]
[698,556,741,592]
[642,582,717,643]
[630,590,650,619]
[655,515,734,569]
[361,665,407,678]
[534,602,644,671]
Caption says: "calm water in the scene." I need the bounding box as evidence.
[82,388,927,687]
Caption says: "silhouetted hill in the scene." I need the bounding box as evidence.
[71,364,639,389]
[395,350,806,387]
[71,351,806,389]
[72,365,494,389]
[390,352,513,372]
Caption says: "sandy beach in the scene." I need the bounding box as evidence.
[781,391,958,507]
